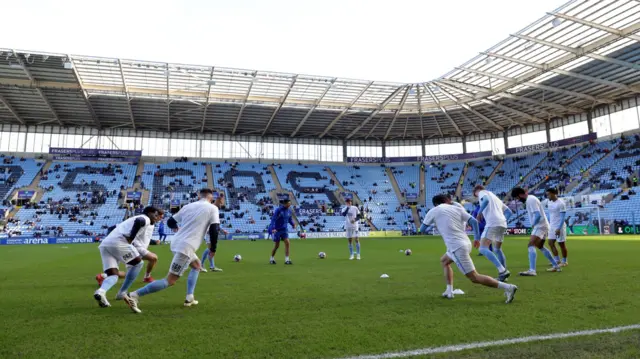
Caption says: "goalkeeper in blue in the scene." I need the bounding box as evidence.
[269,199,296,265]
[511,187,561,276]
[420,194,518,303]
[473,185,512,282]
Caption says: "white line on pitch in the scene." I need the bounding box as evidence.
[338,324,640,359]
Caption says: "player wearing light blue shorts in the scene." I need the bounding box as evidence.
[511,187,561,276]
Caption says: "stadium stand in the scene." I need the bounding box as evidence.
[424,162,464,208]
[141,161,207,209]
[0,157,43,201]
[3,162,135,238]
[211,162,275,234]
[461,159,500,198]
[332,165,413,231]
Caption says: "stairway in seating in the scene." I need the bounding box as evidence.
[385,167,406,204]
[411,206,421,229]
[483,160,504,187]
[455,163,469,200]
[205,164,214,190]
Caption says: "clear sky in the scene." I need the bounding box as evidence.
[5,0,565,83]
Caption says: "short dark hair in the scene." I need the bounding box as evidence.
[511,187,526,198]
[199,188,213,196]
[432,194,449,207]
[546,188,558,195]
[345,198,352,202]
[143,206,160,216]
[473,184,485,193]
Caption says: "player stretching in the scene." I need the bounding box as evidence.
[342,198,361,260]
[269,199,296,265]
[473,185,512,282]
[546,188,568,267]
[511,187,561,276]
[420,194,518,303]
[93,206,161,308]
[95,210,164,287]
[122,188,223,313]
[200,215,229,272]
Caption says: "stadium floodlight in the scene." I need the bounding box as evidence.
[63,59,73,69]
[206,80,216,86]
[551,18,563,27]
[8,62,23,69]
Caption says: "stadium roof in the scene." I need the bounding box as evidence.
[0,0,639,141]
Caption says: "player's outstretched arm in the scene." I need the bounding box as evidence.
[419,224,430,234]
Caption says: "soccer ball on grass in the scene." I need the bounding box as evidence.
[234,254,242,262]
[405,249,412,256]
[318,252,326,259]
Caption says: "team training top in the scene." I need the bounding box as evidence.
[132,224,155,250]
[547,198,567,231]
[422,204,472,252]
[100,214,151,247]
[170,199,220,255]
[526,195,550,229]
[342,205,360,230]
[269,205,295,232]
[478,190,508,228]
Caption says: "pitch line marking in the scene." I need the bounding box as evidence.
[338,324,640,359]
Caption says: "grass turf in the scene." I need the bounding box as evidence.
[0,235,638,359]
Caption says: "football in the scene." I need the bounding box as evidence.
[234,254,242,262]
[405,249,412,256]
[318,252,326,259]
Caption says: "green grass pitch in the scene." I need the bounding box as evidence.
[0,236,639,359]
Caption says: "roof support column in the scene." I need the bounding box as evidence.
[503,132,509,154]
[462,136,467,154]
[382,142,386,158]
[421,138,426,157]
[342,140,347,162]
[545,122,551,144]
[587,110,594,134]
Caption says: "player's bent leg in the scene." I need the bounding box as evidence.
[94,266,119,308]
[270,238,280,264]
[441,254,454,298]
[116,257,143,298]
[142,252,158,282]
[536,237,560,271]
[548,239,560,264]
[348,237,354,259]
[185,258,201,306]
[465,271,518,303]
[520,236,540,276]
[559,242,568,266]
[493,240,507,268]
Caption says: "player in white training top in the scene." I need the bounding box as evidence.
[545,188,568,267]
[123,188,224,313]
[511,187,561,276]
[95,210,165,291]
[473,185,512,282]
[420,194,518,303]
[93,206,161,308]
[341,198,361,260]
